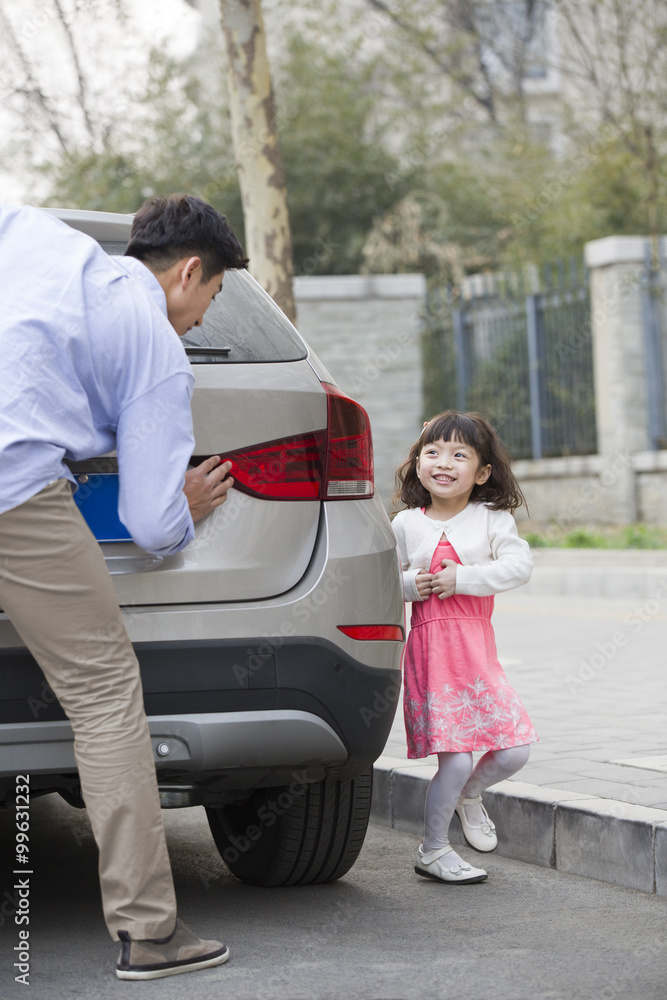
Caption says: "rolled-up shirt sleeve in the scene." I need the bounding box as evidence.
[116,372,195,556]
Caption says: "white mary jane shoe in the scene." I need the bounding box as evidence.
[455,795,498,852]
[414,844,487,884]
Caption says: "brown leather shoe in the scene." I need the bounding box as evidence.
[116,918,229,980]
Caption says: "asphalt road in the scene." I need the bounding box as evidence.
[1,794,665,1000]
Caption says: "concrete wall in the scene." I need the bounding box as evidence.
[514,236,667,530]
[293,254,667,529]
[513,451,667,536]
[294,274,426,508]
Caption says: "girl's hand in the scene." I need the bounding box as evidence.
[415,570,433,599]
[431,559,457,600]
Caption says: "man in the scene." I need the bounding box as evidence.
[0,194,248,980]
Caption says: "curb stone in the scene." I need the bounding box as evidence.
[523,566,667,600]
[371,756,667,895]
[523,549,667,599]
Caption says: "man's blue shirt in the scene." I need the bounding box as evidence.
[0,204,196,556]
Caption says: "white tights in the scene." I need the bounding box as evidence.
[422,745,530,853]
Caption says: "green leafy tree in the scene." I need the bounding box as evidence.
[9,0,667,286]
[362,0,547,132]
[39,29,408,277]
[275,34,409,275]
[40,50,244,232]
[552,0,667,243]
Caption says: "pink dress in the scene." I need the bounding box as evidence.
[403,536,538,758]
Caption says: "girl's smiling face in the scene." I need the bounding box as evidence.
[416,436,491,512]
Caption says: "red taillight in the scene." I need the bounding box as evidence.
[218,430,325,500]
[196,383,374,501]
[337,625,405,641]
[323,383,374,499]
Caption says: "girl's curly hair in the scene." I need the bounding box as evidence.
[392,410,527,514]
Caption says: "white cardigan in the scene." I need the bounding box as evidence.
[392,503,532,603]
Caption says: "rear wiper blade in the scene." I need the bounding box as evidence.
[185,346,232,356]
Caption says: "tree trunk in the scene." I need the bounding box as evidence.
[219,0,295,322]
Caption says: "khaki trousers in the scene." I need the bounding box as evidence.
[0,479,176,940]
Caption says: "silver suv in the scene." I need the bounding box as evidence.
[0,209,404,887]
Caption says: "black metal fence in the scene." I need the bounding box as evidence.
[423,260,597,460]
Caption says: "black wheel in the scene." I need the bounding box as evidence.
[205,769,373,887]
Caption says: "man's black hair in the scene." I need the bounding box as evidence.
[125,193,248,282]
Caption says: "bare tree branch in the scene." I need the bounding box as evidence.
[52,0,95,141]
[552,0,667,237]
[0,3,70,154]
[364,0,498,122]
[363,0,545,130]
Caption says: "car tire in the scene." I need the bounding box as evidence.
[205,768,373,887]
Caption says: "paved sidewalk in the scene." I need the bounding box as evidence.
[372,589,667,896]
[523,548,667,599]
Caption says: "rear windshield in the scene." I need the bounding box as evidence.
[106,248,307,364]
[182,268,307,364]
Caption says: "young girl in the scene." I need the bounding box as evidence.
[392,411,537,885]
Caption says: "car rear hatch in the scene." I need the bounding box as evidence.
[72,267,373,605]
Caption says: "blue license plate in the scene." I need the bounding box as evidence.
[73,473,132,543]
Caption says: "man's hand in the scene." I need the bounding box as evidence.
[431,558,457,600]
[415,570,433,599]
[183,456,234,522]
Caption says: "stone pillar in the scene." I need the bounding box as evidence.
[294,274,426,510]
[584,236,654,523]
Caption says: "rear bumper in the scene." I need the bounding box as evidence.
[0,709,347,782]
[0,637,402,790]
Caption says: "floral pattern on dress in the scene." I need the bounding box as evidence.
[404,673,537,757]
[402,536,538,758]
